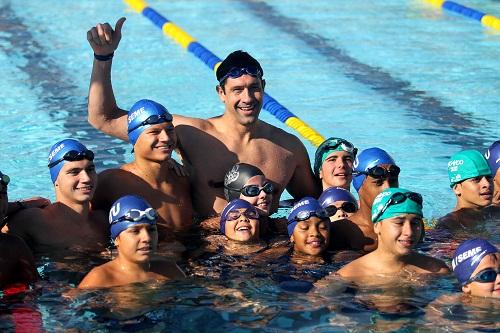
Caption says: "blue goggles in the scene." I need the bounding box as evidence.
[47,150,95,168]
[128,114,173,133]
[218,67,262,83]
[464,268,499,285]
[111,207,158,225]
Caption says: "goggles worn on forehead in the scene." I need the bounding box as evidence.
[324,139,357,155]
[128,114,173,133]
[289,208,330,224]
[226,208,260,222]
[372,191,423,223]
[464,268,499,286]
[218,67,262,83]
[48,150,95,168]
[111,207,158,225]
[325,202,357,216]
[355,165,400,179]
[240,183,274,197]
[0,172,10,186]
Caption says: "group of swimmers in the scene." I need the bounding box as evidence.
[0,17,498,301]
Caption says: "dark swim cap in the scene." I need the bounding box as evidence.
[318,187,358,209]
[224,163,264,201]
[216,50,264,82]
[485,141,500,176]
[220,199,257,235]
[452,238,498,286]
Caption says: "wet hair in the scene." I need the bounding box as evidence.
[216,50,264,89]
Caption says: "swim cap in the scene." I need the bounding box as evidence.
[452,239,498,285]
[448,150,491,187]
[127,99,173,146]
[352,148,396,192]
[313,137,357,178]
[220,199,257,235]
[224,163,264,201]
[47,139,93,183]
[318,187,358,209]
[371,188,423,223]
[109,195,157,240]
[485,141,500,176]
[216,50,264,83]
[287,197,326,236]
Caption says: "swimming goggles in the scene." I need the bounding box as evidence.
[355,165,400,179]
[0,171,10,186]
[325,202,357,215]
[289,208,330,224]
[218,67,262,83]
[111,208,158,225]
[371,191,423,223]
[226,208,260,221]
[240,183,274,197]
[464,268,499,285]
[323,139,357,155]
[128,114,173,133]
[47,149,95,168]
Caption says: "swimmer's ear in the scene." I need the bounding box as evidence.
[461,283,471,294]
[114,236,120,248]
[318,168,323,180]
[290,235,295,243]
[373,222,382,234]
[452,184,461,196]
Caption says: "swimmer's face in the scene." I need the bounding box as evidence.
[319,151,354,190]
[55,159,97,203]
[217,75,264,126]
[0,181,7,220]
[453,175,492,209]
[240,175,273,216]
[224,208,260,243]
[135,122,176,162]
[374,213,422,256]
[328,200,357,222]
[462,253,500,298]
[359,164,399,207]
[115,223,158,262]
[291,216,330,256]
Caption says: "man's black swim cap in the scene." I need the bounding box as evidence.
[216,50,264,82]
[224,162,264,201]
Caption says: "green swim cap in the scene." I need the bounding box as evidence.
[447,150,491,187]
[313,137,357,177]
[371,188,423,223]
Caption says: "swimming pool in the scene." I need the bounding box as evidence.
[0,0,499,331]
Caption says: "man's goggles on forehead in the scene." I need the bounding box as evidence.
[226,208,260,221]
[218,67,262,83]
[325,202,357,216]
[240,183,274,197]
[0,172,10,186]
[372,191,423,223]
[464,268,499,286]
[111,208,158,225]
[289,208,330,224]
[324,139,357,155]
[48,150,95,168]
[355,165,400,179]
[128,114,173,133]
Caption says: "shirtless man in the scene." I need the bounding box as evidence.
[86,18,319,218]
[329,147,399,252]
[92,99,192,240]
[437,149,493,230]
[337,188,449,283]
[7,139,109,252]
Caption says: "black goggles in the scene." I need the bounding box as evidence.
[325,202,357,216]
[372,191,423,222]
[464,268,499,285]
[0,172,10,186]
[323,139,357,155]
[48,150,95,168]
[226,208,260,222]
[240,183,274,197]
[288,208,330,224]
[218,67,262,83]
[128,114,173,133]
[355,165,400,179]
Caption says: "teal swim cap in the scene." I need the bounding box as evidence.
[447,150,491,187]
[371,188,423,223]
[313,137,357,177]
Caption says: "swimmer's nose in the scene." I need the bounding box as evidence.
[402,221,414,237]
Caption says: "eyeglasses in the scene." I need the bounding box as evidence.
[323,139,357,155]
[48,150,95,168]
[218,67,262,83]
[128,114,173,133]
[372,191,423,222]
[0,172,10,186]
[111,208,158,225]
[240,183,274,197]
[355,165,400,179]
[325,202,357,216]
[226,208,260,221]
[464,268,499,285]
[289,208,330,224]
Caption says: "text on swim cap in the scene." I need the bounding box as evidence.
[448,159,464,172]
[48,143,65,162]
[451,246,482,270]
[292,199,310,211]
[109,202,121,223]
[128,107,146,124]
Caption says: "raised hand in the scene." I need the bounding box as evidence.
[87,17,126,56]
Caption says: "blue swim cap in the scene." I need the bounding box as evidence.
[47,139,92,183]
[127,99,173,146]
[109,195,157,240]
[352,147,396,193]
[452,239,498,286]
[485,140,500,176]
[318,187,358,209]
[287,197,326,237]
[220,199,256,235]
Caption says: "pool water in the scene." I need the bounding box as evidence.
[0,0,499,331]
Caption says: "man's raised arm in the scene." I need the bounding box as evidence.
[87,17,128,141]
[287,137,322,200]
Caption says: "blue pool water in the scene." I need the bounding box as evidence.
[0,0,499,331]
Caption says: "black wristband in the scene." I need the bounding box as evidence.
[94,52,114,61]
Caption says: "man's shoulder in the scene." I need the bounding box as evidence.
[409,252,450,273]
[174,114,213,131]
